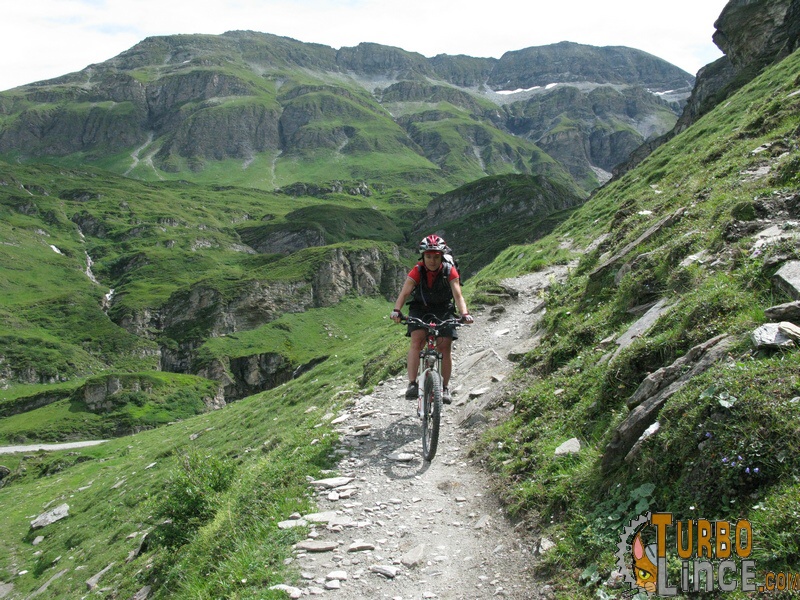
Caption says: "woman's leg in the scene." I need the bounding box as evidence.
[436,335,453,389]
[408,329,426,383]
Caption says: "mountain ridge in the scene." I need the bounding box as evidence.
[0,33,690,194]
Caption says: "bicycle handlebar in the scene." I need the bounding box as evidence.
[396,313,466,328]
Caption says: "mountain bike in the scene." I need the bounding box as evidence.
[398,314,463,462]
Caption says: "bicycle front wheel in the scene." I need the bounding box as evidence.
[421,369,442,462]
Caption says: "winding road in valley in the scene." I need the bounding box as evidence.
[0,440,108,455]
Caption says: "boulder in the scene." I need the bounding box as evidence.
[765,300,800,323]
[554,438,581,456]
[751,323,795,349]
[30,504,70,529]
[773,260,800,300]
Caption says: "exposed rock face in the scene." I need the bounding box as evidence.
[157,102,282,168]
[687,0,799,127]
[311,246,400,306]
[713,0,800,71]
[155,246,405,397]
[499,84,681,185]
[671,56,738,135]
[166,280,315,338]
[241,228,326,255]
[156,246,404,343]
[0,362,61,386]
[192,352,297,401]
[0,390,72,418]
[117,307,161,340]
[487,41,694,91]
[228,352,294,400]
[80,374,225,413]
[83,376,147,412]
[615,0,799,177]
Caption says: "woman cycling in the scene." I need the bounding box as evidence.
[390,234,473,403]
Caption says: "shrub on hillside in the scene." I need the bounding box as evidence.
[150,449,236,548]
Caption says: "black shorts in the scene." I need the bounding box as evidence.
[406,305,459,340]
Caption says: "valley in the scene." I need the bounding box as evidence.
[1,1,800,597]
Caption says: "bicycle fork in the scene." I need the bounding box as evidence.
[417,350,441,418]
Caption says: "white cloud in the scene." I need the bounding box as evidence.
[0,0,728,91]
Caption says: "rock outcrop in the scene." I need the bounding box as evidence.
[615,0,800,177]
[713,0,800,72]
[154,246,404,343]
[601,334,739,473]
[154,245,405,397]
[80,374,225,413]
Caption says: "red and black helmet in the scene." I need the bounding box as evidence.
[419,234,447,253]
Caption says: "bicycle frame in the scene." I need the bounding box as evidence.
[400,314,461,461]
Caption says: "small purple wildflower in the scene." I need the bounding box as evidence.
[722,457,728,463]
[745,467,750,474]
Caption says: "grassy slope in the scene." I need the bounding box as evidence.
[466,49,800,595]
[0,297,407,599]
[0,164,405,359]
[0,372,220,444]
[1,42,795,600]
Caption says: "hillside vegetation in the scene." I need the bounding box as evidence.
[468,46,800,596]
[1,8,799,599]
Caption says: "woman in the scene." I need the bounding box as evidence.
[390,234,473,403]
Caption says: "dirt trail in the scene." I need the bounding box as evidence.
[279,267,568,600]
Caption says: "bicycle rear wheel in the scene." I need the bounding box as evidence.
[421,369,442,461]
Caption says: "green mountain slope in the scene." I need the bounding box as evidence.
[468,46,800,596]
[1,44,795,593]
[0,32,689,194]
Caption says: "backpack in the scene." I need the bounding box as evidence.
[442,245,459,272]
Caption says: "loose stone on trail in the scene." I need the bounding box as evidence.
[309,476,354,489]
[269,584,302,598]
[348,540,376,552]
[388,452,415,462]
[294,540,339,552]
[278,519,307,529]
[370,564,400,579]
[303,511,339,523]
[401,544,426,567]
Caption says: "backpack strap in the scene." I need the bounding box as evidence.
[415,264,428,306]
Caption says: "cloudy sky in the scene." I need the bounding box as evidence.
[1,0,731,92]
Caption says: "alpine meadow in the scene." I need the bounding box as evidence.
[1,1,799,598]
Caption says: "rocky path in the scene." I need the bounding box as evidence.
[272,267,569,600]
